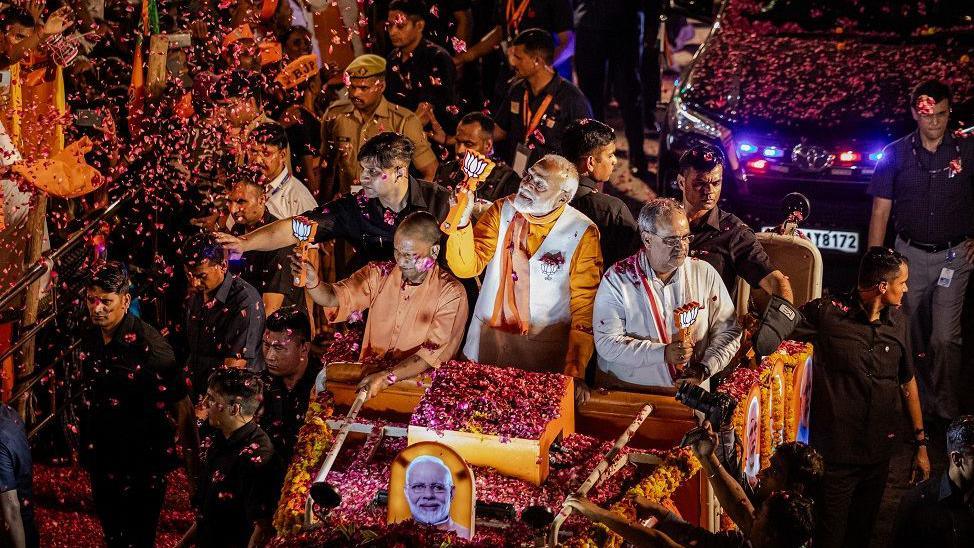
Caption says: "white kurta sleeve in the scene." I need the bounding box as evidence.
[593,271,668,374]
[699,268,743,376]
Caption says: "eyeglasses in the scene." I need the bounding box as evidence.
[519,172,550,193]
[408,483,447,495]
[646,231,694,248]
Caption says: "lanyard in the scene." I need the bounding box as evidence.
[636,259,679,379]
[522,89,554,143]
[506,0,532,34]
[268,172,291,198]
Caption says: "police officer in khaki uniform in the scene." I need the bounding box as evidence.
[320,54,438,200]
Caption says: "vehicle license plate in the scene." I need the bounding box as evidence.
[763,227,860,253]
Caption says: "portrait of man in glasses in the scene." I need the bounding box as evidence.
[403,455,471,538]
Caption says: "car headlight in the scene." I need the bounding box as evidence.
[669,94,728,141]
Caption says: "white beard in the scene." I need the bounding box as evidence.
[512,191,560,217]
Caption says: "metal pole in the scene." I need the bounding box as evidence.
[303,389,369,526]
[547,403,654,546]
[15,194,47,419]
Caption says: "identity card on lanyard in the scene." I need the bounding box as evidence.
[513,89,553,176]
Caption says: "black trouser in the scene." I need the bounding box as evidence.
[90,465,168,548]
[815,459,890,548]
[641,3,663,130]
[575,24,647,169]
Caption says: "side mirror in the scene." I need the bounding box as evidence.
[667,0,717,23]
[778,193,811,237]
[781,193,811,224]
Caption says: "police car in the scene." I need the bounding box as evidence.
[659,0,974,287]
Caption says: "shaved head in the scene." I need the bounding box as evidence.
[397,211,442,245]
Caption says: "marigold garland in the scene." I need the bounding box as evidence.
[572,447,701,548]
[771,373,785,446]
[272,390,335,535]
[775,342,813,442]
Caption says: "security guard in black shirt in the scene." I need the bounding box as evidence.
[561,118,640,267]
[492,28,592,172]
[79,262,199,548]
[384,0,460,133]
[216,133,452,277]
[258,307,321,467]
[791,247,930,548]
[678,144,793,303]
[185,369,282,548]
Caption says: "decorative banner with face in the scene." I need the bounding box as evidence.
[742,386,762,488]
[795,356,813,444]
[388,441,475,540]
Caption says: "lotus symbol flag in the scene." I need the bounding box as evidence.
[461,150,490,180]
[292,217,313,241]
[679,306,700,330]
[440,150,495,234]
[291,217,318,287]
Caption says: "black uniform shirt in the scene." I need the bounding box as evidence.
[792,291,915,464]
[0,404,37,546]
[230,212,302,310]
[79,313,187,471]
[259,363,321,467]
[196,420,282,548]
[185,274,265,394]
[495,74,592,167]
[493,0,573,38]
[689,206,775,300]
[569,175,640,268]
[305,176,451,272]
[892,471,974,548]
[385,39,459,132]
[867,131,974,245]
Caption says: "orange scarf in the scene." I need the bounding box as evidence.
[489,205,564,334]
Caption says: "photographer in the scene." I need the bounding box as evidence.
[686,423,824,536]
[566,489,814,548]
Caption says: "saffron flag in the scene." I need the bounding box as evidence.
[128,0,159,139]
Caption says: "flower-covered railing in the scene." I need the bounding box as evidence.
[271,327,813,545]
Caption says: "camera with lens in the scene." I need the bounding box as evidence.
[675,383,736,430]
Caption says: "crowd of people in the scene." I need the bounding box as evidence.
[0,1,973,547]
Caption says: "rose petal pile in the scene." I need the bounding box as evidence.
[271,419,650,545]
[681,0,974,139]
[410,360,570,440]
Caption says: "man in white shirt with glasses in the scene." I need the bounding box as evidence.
[594,198,741,389]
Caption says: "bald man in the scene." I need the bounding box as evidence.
[447,155,603,397]
[293,211,468,399]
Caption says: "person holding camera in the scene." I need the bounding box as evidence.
[566,489,814,548]
[686,422,824,536]
[790,246,929,548]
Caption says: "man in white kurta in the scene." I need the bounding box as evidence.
[446,155,603,385]
[594,198,741,389]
